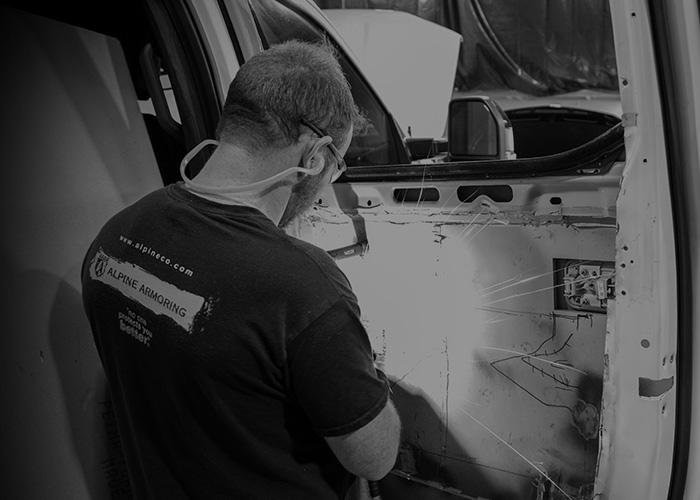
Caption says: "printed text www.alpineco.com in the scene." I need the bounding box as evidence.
[119,235,194,277]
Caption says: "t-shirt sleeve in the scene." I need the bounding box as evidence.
[287,300,389,437]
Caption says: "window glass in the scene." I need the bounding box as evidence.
[250,0,407,166]
[450,101,498,157]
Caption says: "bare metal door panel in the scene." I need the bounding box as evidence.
[302,209,614,498]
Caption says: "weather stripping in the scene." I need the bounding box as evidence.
[344,123,625,183]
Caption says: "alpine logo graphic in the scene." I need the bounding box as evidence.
[89,249,206,332]
[94,253,109,278]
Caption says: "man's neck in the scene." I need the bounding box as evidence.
[189,142,299,225]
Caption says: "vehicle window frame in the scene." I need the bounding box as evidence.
[646,2,696,498]
[345,122,625,182]
[144,0,222,182]
[253,1,626,182]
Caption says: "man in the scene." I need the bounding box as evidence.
[81,40,400,499]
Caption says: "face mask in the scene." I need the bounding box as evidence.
[179,139,324,195]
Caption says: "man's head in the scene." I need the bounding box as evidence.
[216,39,361,155]
[214,40,361,227]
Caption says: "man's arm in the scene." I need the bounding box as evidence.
[325,399,400,481]
[287,299,401,479]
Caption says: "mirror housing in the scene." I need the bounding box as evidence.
[448,96,515,161]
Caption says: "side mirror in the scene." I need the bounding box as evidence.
[447,96,515,161]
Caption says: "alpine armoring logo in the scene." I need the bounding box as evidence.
[94,252,109,278]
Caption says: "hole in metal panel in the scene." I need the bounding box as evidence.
[393,187,440,203]
[456,185,513,203]
[553,259,615,312]
[550,196,562,205]
[639,376,674,398]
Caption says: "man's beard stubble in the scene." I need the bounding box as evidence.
[277,165,328,230]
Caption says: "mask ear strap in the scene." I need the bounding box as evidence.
[299,134,332,171]
[180,139,219,182]
[180,139,324,195]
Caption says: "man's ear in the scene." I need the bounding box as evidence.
[301,135,333,173]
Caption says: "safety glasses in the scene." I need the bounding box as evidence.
[300,118,347,183]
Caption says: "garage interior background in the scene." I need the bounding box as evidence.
[314,0,618,95]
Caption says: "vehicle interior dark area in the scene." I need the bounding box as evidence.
[506,106,621,159]
[5,0,207,186]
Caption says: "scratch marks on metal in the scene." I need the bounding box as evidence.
[455,207,487,240]
[459,407,575,500]
[390,350,440,389]
[480,345,588,376]
[483,276,595,306]
[464,215,498,245]
[440,336,450,478]
[480,261,594,298]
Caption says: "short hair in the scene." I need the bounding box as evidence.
[216,40,361,152]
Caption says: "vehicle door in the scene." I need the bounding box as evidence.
[210,1,699,500]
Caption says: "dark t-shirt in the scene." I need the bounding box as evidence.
[81,183,389,499]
